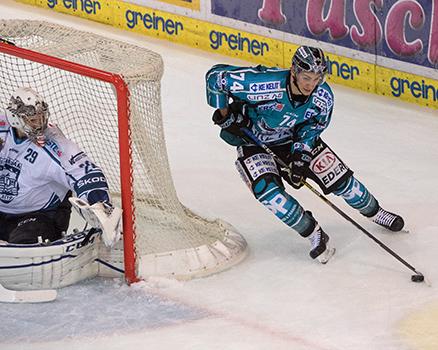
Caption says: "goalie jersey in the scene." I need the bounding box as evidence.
[205,64,334,150]
[0,113,110,214]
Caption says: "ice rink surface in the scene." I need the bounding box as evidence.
[1,1,438,349]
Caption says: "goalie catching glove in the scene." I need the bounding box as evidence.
[69,197,122,248]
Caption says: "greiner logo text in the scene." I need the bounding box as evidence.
[390,77,438,102]
[126,10,183,35]
[326,56,360,80]
[47,0,101,15]
[209,31,269,56]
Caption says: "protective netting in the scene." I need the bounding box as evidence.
[0,20,247,280]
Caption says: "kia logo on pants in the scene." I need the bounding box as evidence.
[312,151,336,174]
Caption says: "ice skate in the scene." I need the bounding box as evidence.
[369,207,404,232]
[308,225,335,264]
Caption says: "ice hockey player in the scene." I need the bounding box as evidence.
[205,45,404,263]
[0,87,121,247]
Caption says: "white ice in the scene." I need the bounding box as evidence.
[1,1,438,349]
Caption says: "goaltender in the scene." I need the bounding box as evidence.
[0,87,121,247]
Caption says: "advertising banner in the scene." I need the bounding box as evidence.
[14,0,438,109]
[211,0,438,71]
[125,0,200,11]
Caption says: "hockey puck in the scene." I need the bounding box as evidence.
[411,274,424,282]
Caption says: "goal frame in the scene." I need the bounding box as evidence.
[0,42,138,283]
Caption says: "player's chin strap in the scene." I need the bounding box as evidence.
[240,127,427,283]
[69,197,122,248]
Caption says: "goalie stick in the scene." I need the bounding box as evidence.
[0,283,57,303]
[0,37,15,45]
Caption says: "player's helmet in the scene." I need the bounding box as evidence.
[292,46,327,82]
[6,87,49,140]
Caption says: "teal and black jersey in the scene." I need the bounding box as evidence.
[205,64,334,150]
[205,63,402,243]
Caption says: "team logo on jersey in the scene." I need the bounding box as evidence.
[249,81,281,93]
[256,119,292,143]
[0,157,22,203]
[248,92,283,101]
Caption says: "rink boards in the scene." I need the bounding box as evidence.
[14,0,438,111]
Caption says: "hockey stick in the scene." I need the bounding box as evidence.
[0,37,15,45]
[240,127,426,282]
[0,283,57,303]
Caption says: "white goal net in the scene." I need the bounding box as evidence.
[0,20,247,283]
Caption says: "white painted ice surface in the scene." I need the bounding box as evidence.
[1,1,438,349]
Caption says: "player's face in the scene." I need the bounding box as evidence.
[22,112,46,133]
[294,71,321,95]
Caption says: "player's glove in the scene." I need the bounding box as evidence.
[289,149,312,189]
[212,101,252,137]
[69,197,122,248]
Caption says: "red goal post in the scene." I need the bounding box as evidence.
[0,20,247,284]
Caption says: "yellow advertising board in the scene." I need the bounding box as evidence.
[32,0,114,24]
[13,0,438,110]
[377,66,438,109]
[115,2,282,67]
[283,43,376,93]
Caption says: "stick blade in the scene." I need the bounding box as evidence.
[0,284,57,303]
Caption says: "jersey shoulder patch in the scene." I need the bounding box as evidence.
[43,124,81,165]
[312,84,334,112]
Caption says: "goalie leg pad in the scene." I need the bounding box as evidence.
[0,229,103,290]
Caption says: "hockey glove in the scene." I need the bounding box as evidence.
[289,150,312,189]
[69,197,122,248]
[212,101,252,137]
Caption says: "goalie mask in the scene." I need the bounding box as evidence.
[292,46,328,84]
[6,87,49,141]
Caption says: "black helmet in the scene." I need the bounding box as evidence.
[292,46,327,79]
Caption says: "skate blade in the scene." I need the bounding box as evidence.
[317,247,336,264]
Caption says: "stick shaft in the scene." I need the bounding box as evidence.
[241,127,422,276]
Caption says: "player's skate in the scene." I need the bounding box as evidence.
[368,207,404,232]
[308,225,335,264]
